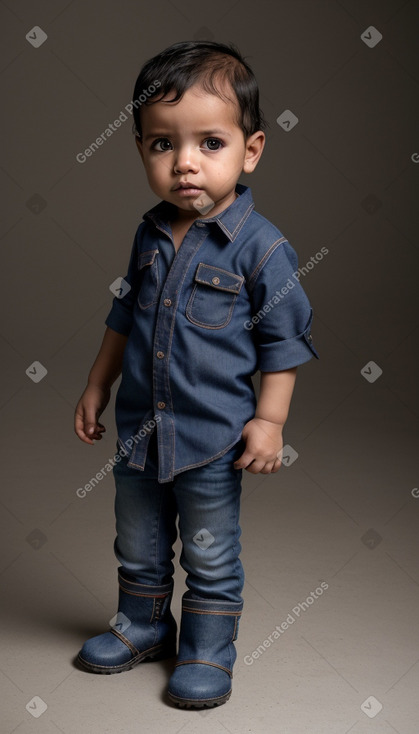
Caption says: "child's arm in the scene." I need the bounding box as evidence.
[234,367,297,474]
[74,326,128,445]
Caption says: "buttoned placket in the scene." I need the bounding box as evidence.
[152,220,209,482]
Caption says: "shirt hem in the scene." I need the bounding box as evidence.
[168,432,244,479]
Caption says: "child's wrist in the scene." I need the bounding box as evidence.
[253,414,286,428]
[87,378,111,392]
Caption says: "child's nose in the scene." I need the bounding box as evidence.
[173,145,200,174]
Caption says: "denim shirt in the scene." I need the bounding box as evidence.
[105,183,319,483]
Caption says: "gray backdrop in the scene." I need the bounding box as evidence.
[1,1,418,733]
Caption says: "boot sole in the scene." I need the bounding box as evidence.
[167,689,231,708]
[77,644,176,674]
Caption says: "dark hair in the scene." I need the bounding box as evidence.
[131,40,267,141]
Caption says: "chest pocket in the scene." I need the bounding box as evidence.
[186,263,245,329]
[137,249,159,309]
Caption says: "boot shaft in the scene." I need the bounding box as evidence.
[176,593,243,674]
[117,568,174,627]
[167,592,244,707]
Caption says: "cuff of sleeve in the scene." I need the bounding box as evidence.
[257,320,320,372]
[105,308,133,337]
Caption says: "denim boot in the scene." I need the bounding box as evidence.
[77,567,177,674]
[167,592,243,707]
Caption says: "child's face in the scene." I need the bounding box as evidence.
[135,82,265,221]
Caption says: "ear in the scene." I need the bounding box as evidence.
[243,131,265,174]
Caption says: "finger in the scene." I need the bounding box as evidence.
[75,410,106,443]
[263,458,282,473]
[74,412,94,444]
[244,459,266,474]
[74,423,95,444]
[247,457,282,474]
[260,462,276,474]
[260,458,281,473]
[85,423,105,441]
[266,458,283,473]
[233,450,256,470]
[271,458,282,473]
[86,419,106,435]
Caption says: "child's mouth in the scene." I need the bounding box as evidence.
[173,182,203,196]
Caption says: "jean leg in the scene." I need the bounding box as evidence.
[113,445,178,585]
[173,448,244,603]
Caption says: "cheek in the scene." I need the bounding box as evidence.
[218,148,242,168]
[144,163,161,184]
[150,154,173,178]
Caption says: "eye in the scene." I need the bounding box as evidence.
[202,138,223,151]
[151,138,173,151]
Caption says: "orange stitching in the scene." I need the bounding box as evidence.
[119,587,168,598]
[248,237,287,291]
[175,659,232,677]
[182,607,241,616]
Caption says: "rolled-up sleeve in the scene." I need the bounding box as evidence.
[248,239,320,372]
[105,228,142,336]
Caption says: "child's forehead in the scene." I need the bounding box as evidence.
[142,82,240,130]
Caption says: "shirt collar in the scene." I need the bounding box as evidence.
[142,183,254,243]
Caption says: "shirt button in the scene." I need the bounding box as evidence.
[156,351,165,359]
[163,298,172,307]
[212,276,220,285]
[157,401,166,410]
[307,333,313,342]
[195,221,205,227]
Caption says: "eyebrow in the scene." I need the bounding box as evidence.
[143,129,232,142]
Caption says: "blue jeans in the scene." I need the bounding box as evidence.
[113,432,245,604]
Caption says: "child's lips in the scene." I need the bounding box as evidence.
[174,185,203,196]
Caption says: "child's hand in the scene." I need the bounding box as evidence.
[233,418,284,474]
[74,384,111,445]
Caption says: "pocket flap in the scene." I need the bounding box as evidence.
[194,263,244,294]
[138,249,159,269]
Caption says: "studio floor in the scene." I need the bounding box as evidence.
[1,374,418,734]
